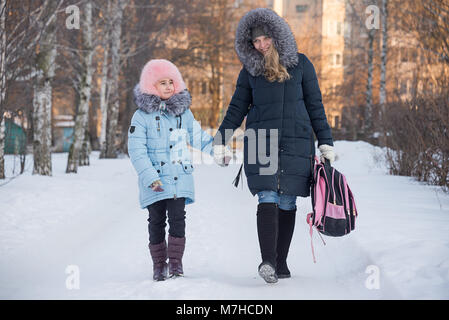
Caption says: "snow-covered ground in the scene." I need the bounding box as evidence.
[0,141,448,299]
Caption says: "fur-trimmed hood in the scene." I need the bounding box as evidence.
[133,84,191,117]
[235,8,299,77]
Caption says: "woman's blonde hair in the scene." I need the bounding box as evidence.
[263,45,291,82]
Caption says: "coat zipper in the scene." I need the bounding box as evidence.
[278,80,286,192]
[156,115,161,137]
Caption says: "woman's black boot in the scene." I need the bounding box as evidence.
[276,208,296,278]
[256,203,279,283]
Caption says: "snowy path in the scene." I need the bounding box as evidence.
[1,141,448,299]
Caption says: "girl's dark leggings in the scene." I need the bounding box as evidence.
[146,197,186,244]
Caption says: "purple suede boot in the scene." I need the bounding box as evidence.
[149,241,168,281]
[167,235,185,277]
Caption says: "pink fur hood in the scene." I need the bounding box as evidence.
[138,59,187,96]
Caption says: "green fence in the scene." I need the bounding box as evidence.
[4,120,26,154]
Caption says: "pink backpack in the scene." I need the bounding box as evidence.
[306,156,358,263]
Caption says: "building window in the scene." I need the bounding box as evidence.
[337,22,342,35]
[329,54,334,65]
[401,48,408,63]
[233,0,243,8]
[296,5,308,13]
[202,81,207,95]
[344,21,351,37]
[334,115,340,129]
[418,81,423,94]
[336,54,341,66]
[400,80,407,95]
[329,54,342,66]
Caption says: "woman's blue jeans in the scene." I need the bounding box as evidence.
[257,190,297,210]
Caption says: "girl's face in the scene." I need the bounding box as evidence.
[155,78,174,100]
[253,35,272,56]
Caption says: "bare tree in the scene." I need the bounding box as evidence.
[102,0,127,158]
[66,0,95,173]
[0,0,6,179]
[419,0,449,64]
[172,0,241,128]
[32,1,64,176]
[0,0,62,178]
[98,0,112,158]
[379,0,388,108]
[378,0,389,146]
[379,0,449,192]
[364,0,380,133]
[365,26,376,132]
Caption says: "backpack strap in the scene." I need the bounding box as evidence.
[342,175,352,215]
[306,212,326,263]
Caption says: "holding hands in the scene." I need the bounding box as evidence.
[212,144,336,166]
[213,145,233,167]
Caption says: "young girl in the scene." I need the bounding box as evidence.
[128,59,219,281]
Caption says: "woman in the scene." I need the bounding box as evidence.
[213,8,335,283]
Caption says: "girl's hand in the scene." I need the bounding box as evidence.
[213,145,232,167]
[150,180,164,192]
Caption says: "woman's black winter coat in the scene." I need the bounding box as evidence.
[214,8,334,197]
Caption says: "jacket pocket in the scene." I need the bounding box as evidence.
[152,161,165,176]
[180,162,194,174]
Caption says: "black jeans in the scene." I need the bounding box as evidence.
[146,197,186,245]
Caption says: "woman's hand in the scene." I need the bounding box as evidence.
[318,144,335,164]
[150,180,164,192]
[213,145,233,167]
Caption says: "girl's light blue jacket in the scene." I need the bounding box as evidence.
[128,86,214,209]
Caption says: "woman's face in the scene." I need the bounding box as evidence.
[155,78,174,100]
[253,35,272,56]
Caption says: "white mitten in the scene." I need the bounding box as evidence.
[318,144,335,164]
[213,145,233,167]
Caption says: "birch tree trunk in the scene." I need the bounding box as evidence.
[66,1,94,173]
[32,6,57,176]
[379,0,388,107]
[365,28,376,133]
[379,0,388,146]
[0,0,6,179]
[80,129,91,166]
[0,116,4,179]
[99,1,112,159]
[104,0,126,159]
[98,47,109,158]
